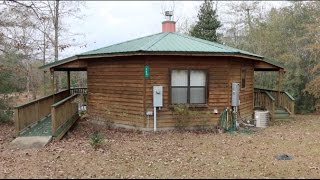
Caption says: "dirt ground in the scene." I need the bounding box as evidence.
[1,115,320,179]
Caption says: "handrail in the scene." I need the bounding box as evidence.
[254,87,279,92]
[15,89,69,109]
[254,87,295,116]
[14,89,70,136]
[284,91,295,101]
[254,88,295,101]
[70,87,87,89]
[264,91,275,101]
[51,94,79,138]
[254,87,289,94]
[52,94,78,107]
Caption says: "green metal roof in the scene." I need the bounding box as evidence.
[40,32,284,69]
[80,32,263,58]
[262,57,285,70]
[41,56,77,70]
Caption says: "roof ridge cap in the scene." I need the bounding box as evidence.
[141,32,170,51]
[79,32,163,55]
[173,33,233,52]
[175,33,263,58]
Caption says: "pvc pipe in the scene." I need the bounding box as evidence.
[154,107,157,132]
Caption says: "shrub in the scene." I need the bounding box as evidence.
[0,98,13,123]
[89,131,104,150]
[0,110,13,123]
[79,110,87,116]
[173,104,191,131]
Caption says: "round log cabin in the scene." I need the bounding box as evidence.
[40,19,286,131]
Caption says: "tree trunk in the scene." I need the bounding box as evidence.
[43,28,46,96]
[54,0,60,92]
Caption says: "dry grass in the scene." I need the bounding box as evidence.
[1,115,320,178]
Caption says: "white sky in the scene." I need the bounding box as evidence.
[60,1,289,59]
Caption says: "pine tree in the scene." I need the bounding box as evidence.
[189,0,222,42]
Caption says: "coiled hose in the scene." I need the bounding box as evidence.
[219,108,236,132]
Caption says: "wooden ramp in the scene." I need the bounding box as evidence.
[17,112,79,141]
[19,115,52,137]
[14,92,82,146]
[10,116,54,149]
[11,110,79,149]
[10,136,52,150]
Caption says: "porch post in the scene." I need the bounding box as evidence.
[51,70,55,103]
[277,69,284,108]
[43,70,47,95]
[51,70,55,94]
[67,71,71,95]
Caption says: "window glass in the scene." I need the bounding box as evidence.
[171,69,207,104]
[171,70,188,86]
[190,70,206,86]
[172,88,188,104]
[190,87,206,104]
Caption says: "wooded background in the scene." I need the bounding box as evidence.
[0,1,319,122]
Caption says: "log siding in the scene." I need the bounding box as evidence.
[87,55,254,129]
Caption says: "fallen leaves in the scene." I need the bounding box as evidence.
[1,115,320,178]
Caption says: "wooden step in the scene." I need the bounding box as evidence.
[274,118,293,121]
[273,115,293,121]
[274,115,290,119]
[275,110,289,114]
[273,107,292,121]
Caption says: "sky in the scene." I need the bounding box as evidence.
[60,1,289,59]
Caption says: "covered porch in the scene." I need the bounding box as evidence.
[253,59,295,120]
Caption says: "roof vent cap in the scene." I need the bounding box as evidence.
[165,11,173,21]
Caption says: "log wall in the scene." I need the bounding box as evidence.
[87,57,145,127]
[87,55,254,129]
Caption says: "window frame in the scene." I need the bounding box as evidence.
[241,66,247,89]
[169,68,209,106]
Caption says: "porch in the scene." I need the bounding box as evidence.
[253,58,295,121]
[254,87,295,120]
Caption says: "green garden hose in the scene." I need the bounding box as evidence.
[219,108,236,132]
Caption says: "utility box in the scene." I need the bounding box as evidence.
[153,86,163,107]
[231,82,240,106]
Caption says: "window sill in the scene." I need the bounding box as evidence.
[169,104,209,109]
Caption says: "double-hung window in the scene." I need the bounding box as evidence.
[171,69,207,105]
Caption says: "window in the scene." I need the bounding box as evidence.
[171,70,207,104]
[241,67,246,88]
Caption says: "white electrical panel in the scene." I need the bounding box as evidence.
[153,86,163,107]
[232,82,240,106]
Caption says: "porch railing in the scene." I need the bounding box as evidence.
[254,89,276,119]
[281,91,295,114]
[254,88,295,119]
[14,90,70,135]
[51,94,79,139]
[70,87,87,111]
[70,87,87,95]
[14,87,87,136]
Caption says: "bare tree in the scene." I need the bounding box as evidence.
[0,0,86,98]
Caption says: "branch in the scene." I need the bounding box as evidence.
[5,0,41,20]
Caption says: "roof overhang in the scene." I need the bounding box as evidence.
[41,56,78,71]
[40,51,284,72]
